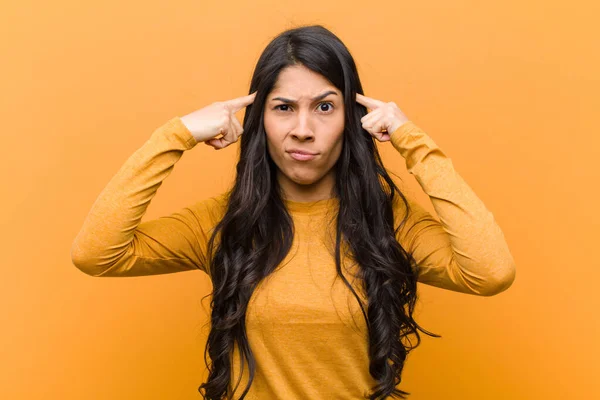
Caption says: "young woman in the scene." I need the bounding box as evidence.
[72,25,516,400]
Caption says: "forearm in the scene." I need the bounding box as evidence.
[391,122,516,295]
[71,117,198,275]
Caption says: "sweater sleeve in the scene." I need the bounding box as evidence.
[391,121,516,296]
[71,116,220,278]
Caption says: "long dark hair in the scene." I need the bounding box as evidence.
[198,25,440,400]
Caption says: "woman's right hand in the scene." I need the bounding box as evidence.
[180,92,256,149]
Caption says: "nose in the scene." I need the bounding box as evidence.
[290,110,315,141]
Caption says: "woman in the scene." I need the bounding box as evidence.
[71,25,516,400]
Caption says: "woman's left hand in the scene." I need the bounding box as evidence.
[356,93,410,142]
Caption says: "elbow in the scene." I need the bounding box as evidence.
[71,249,95,276]
[479,262,517,297]
[71,241,103,277]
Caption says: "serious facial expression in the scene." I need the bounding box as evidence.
[263,64,345,191]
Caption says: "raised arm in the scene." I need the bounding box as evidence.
[356,93,516,296]
[70,117,210,277]
[391,121,516,296]
[71,92,255,278]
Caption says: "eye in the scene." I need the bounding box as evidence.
[274,104,291,112]
[317,102,334,113]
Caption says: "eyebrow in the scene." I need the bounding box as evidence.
[271,90,338,103]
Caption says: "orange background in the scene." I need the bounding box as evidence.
[2,0,598,398]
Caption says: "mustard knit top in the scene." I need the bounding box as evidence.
[71,116,516,399]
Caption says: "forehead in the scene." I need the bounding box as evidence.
[269,65,340,98]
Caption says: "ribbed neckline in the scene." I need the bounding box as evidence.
[283,197,339,215]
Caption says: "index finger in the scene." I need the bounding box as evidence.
[356,93,384,110]
[225,91,257,112]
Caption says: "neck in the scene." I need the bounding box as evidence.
[277,169,336,203]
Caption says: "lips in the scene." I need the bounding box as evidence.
[287,149,317,161]
[286,149,317,155]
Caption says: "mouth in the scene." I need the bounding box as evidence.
[287,150,317,161]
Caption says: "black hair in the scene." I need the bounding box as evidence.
[199,24,440,400]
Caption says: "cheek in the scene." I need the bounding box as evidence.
[264,113,288,140]
[265,135,279,165]
[328,136,344,165]
[265,135,287,174]
[327,119,345,158]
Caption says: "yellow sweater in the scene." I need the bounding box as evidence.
[71,116,516,399]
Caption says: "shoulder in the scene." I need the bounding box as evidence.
[187,191,230,227]
[391,191,429,222]
[391,191,437,242]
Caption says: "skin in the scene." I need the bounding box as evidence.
[261,64,410,203]
[263,64,345,202]
[186,66,410,204]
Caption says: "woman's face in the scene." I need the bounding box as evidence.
[263,64,345,199]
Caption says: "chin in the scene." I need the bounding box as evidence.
[291,176,318,186]
[287,170,322,186]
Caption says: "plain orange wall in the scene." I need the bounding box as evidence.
[2,0,598,398]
